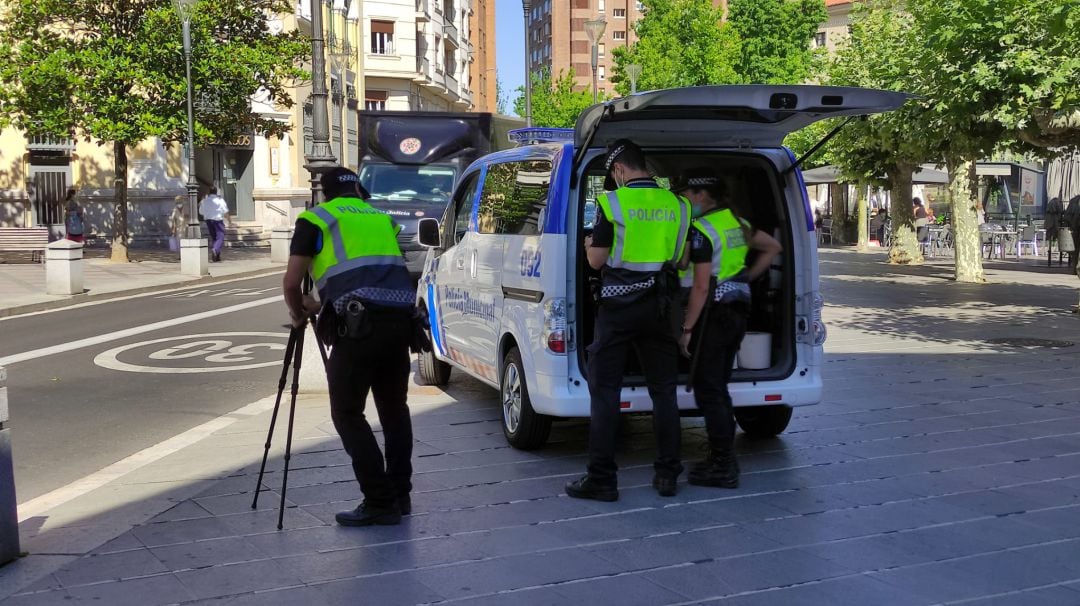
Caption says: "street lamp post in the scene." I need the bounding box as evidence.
[305,0,340,207]
[625,63,642,95]
[173,0,207,276]
[521,0,533,126]
[584,17,607,104]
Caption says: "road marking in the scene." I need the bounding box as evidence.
[17,395,277,521]
[155,286,279,299]
[94,332,289,373]
[0,295,281,366]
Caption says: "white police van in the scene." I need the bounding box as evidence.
[414,85,908,449]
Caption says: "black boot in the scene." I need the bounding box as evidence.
[565,475,619,502]
[687,447,739,488]
[335,502,402,526]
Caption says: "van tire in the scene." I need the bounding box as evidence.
[734,405,793,438]
[501,347,551,450]
[416,302,451,386]
[418,349,451,386]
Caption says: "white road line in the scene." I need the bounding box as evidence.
[0,270,284,323]
[0,295,281,366]
[17,395,277,520]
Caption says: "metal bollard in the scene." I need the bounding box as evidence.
[0,366,20,564]
[270,227,293,264]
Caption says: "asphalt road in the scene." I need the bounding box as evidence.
[2,274,294,502]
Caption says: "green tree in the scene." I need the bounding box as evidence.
[495,71,509,115]
[828,0,926,264]
[907,0,1080,282]
[0,0,308,262]
[728,0,828,84]
[513,68,598,128]
[610,0,740,95]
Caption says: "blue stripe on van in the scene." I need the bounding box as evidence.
[785,147,815,232]
[427,283,444,355]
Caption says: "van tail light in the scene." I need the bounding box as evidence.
[543,298,568,355]
[812,292,827,346]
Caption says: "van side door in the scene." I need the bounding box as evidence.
[433,172,482,362]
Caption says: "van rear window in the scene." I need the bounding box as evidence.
[477,160,552,236]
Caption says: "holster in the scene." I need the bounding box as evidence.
[410,310,433,354]
[338,300,374,341]
[654,261,681,320]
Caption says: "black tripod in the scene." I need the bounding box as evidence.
[251,301,330,529]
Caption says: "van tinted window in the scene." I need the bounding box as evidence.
[478,160,552,236]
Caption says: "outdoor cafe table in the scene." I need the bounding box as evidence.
[981,225,1018,260]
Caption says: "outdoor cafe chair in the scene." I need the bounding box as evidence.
[1015,225,1039,257]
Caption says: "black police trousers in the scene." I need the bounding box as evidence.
[586,293,683,484]
[326,312,413,508]
[692,302,749,448]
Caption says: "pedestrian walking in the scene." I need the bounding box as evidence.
[566,139,690,502]
[673,168,782,488]
[1064,195,1080,270]
[199,187,229,262]
[282,167,418,526]
[63,188,85,243]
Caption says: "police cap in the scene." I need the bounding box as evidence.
[320,167,370,200]
[603,138,644,191]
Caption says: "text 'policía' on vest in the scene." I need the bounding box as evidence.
[626,208,678,222]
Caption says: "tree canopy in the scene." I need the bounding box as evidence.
[0,0,309,260]
[610,0,827,95]
[513,68,598,128]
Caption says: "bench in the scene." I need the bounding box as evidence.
[0,227,50,262]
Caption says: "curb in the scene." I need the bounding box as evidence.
[0,266,286,319]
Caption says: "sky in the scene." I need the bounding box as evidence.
[494,0,526,115]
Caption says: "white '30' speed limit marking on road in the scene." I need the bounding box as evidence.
[94,332,290,373]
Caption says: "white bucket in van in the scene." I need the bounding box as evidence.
[737,332,772,370]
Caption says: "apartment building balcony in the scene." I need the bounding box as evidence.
[442,21,459,43]
[416,0,430,21]
[26,136,76,153]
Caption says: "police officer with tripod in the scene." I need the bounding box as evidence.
[282,167,417,526]
[566,139,691,502]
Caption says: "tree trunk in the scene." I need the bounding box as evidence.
[111,141,129,263]
[948,158,986,283]
[855,183,869,252]
[887,164,922,264]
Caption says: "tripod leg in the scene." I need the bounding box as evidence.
[252,328,298,509]
[278,325,305,530]
[309,313,330,368]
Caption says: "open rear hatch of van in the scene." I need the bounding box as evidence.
[572,85,910,387]
[573,85,911,150]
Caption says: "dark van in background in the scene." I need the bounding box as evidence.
[358,111,524,277]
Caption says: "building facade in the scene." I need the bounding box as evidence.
[364,0,474,112]
[527,0,724,98]
[0,0,493,245]
[470,0,498,112]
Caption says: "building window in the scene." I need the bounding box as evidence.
[598,0,605,10]
[813,31,827,48]
[612,30,626,40]
[598,42,605,57]
[371,20,395,54]
[598,65,605,80]
[365,90,388,111]
[635,1,644,10]
[613,8,625,18]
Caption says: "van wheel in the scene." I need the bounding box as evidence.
[734,405,793,438]
[416,303,450,386]
[501,347,551,450]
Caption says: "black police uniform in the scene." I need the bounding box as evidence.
[573,177,686,498]
[291,174,416,524]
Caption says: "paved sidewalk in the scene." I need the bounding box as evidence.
[3,249,1080,605]
[0,247,284,317]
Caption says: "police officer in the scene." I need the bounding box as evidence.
[283,167,416,526]
[566,139,690,501]
[674,168,782,488]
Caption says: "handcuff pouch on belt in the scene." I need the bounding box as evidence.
[339,300,374,340]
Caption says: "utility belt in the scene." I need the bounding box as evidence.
[337,300,412,340]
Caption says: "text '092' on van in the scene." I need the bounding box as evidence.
[412,86,910,449]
